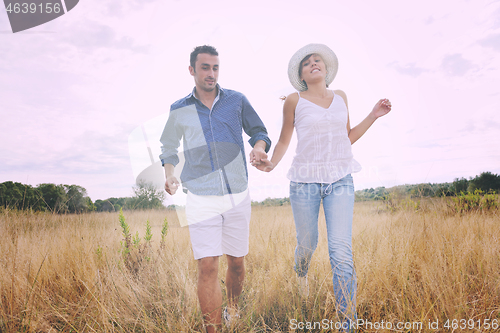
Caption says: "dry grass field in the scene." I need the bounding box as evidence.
[1,197,499,332]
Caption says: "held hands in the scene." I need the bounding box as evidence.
[371,98,392,119]
[249,145,267,166]
[249,146,274,172]
[255,158,274,172]
[165,176,180,195]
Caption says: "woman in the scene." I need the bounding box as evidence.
[253,44,391,329]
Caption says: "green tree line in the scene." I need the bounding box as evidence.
[0,182,93,213]
[0,179,166,213]
[251,197,290,207]
[355,171,500,201]
[252,171,500,205]
[94,180,166,212]
[3,172,498,210]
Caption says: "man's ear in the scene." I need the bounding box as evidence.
[189,66,195,76]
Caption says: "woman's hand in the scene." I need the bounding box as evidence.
[348,97,392,144]
[254,158,274,172]
[371,98,392,119]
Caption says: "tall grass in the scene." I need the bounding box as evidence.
[0,196,499,332]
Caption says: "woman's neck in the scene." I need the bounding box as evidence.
[303,82,329,97]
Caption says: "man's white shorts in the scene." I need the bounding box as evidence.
[186,190,251,260]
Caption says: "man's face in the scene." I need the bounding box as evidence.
[189,53,219,93]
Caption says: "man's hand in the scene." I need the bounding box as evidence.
[165,176,180,195]
[249,147,267,166]
[249,140,268,167]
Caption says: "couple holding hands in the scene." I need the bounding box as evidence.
[160,44,391,332]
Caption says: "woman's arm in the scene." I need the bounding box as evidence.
[255,93,298,172]
[335,90,392,144]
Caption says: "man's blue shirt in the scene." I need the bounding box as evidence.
[159,85,271,195]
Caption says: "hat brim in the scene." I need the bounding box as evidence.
[288,44,338,92]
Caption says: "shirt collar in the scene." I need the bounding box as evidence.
[188,84,224,102]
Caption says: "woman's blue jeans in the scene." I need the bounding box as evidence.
[290,174,357,325]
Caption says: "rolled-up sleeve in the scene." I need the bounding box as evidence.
[241,95,271,153]
[159,109,182,166]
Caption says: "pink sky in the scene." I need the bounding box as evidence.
[1,0,499,203]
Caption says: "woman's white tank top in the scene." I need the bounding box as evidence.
[287,91,362,183]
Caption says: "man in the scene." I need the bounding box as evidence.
[159,45,270,332]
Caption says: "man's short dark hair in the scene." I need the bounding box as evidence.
[190,45,218,69]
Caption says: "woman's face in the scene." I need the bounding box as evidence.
[299,54,327,86]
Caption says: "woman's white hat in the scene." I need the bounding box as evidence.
[288,43,338,91]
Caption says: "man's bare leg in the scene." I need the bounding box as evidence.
[226,255,245,311]
[198,256,222,333]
